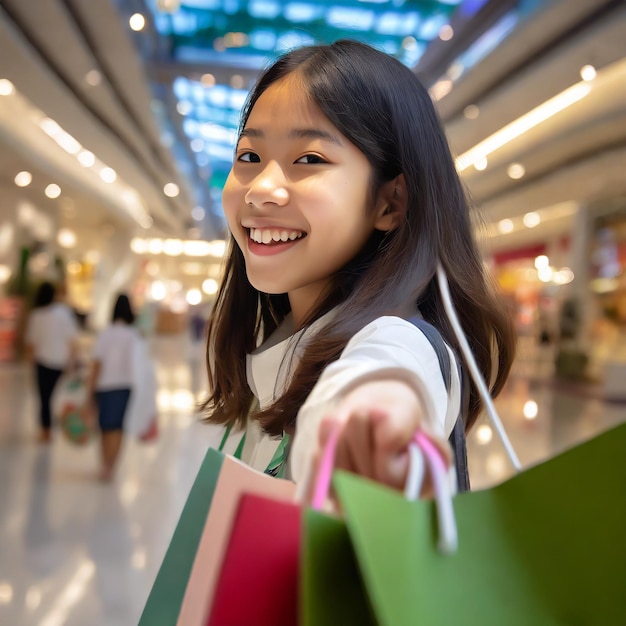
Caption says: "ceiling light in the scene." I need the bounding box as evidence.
[523,400,538,420]
[202,278,219,295]
[163,239,184,256]
[498,219,514,234]
[430,79,453,101]
[44,183,61,199]
[85,70,102,86]
[230,74,244,89]
[538,266,553,282]
[186,289,202,306]
[156,0,180,12]
[474,157,488,171]
[176,101,192,116]
[163,183,180,198]
[534,255,549,269]
[201,73,216,88]
[131,238,147,254]
[57,228,76,248]
[476,424,492,445]
[0,79,14,96]
[523,212,540,228]
[463,104,479,120]
[554,268,574,285]
[439,24,454,41]
[208,240,226,257]
[191,206,205,221]
[507,163,525,179]
[580,64,596,81]
[14,171,32,187]
[129,13,146,31]
[100,167,117,183]
[77,150,95,167]
[456,82,591,171]
[148,239,164,254]
[190,138,205,152]
[150,281,166,301]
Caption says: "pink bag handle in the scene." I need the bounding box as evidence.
[311,425,458,555]
[311,423,341,510]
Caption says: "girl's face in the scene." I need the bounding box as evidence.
[223,76,388,325]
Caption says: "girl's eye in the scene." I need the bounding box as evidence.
[237,152,260,163]
[295,154,327,165]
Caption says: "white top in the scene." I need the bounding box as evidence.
[93,323,138,391]
[221,315,461,487]
[25,303,78,369]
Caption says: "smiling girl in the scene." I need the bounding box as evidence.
[203,40,515,493]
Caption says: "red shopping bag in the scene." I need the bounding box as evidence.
[206,493,301,626]
[178,454,296,626]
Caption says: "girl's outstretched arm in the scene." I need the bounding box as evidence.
[312,379,451,490]
[290,316,461,493]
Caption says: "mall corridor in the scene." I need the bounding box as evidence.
[0,332,624,626]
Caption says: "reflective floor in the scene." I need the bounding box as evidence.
[0,333,624,626]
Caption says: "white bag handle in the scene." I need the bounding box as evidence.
[436,263,521,472]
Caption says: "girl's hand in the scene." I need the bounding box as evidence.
[312,379,451,493]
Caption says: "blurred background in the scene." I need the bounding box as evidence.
[0,0,625,624]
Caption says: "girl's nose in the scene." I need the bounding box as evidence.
[244,162,289,208]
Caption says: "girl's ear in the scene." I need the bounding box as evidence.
[373,174,408,232]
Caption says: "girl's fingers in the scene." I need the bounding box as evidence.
[342,410,377,480]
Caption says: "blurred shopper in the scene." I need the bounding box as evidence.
[25,281,79,443]
[84,294,138,482]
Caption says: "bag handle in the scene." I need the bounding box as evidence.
[413,431,458,554]
[311,424,458,554]
[436,263,521,472]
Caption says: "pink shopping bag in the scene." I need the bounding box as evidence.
[177,454,296,626]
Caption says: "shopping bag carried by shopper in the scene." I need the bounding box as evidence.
[125,335,159,442]
[328,265,626,626]
[138,448,225,626]
[52,371,92,445]
[177,454,296,626]
[335,422,626,625]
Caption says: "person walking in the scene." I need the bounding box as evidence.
[84,294,138,482]
[25,281,79,443]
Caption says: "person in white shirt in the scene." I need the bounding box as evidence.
[202,40,516,494]
[84,294,138,481]
[25,281,79,442]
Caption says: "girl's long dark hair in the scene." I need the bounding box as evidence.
[203,40,515,436]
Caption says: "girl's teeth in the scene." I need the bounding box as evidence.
[250,228,303,244]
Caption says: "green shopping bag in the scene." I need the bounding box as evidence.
[301,509,375,626]
[334,422,626,626]
[138,448,224,626]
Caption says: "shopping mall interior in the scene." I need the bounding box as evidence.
[0,0,625,624]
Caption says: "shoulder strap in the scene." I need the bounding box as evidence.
[408,317,470,492]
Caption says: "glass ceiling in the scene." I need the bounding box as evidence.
[144,0,475,225]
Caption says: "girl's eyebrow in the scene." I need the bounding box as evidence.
[240,127,342,145]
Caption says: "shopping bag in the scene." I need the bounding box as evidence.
[301,508,375,626]
[125,335,159,440]
[334,422,626,626]
[300,430,448,626]
[178,455,296,626]
[53,373,91,445]
[138,448,224,626]
[206,493,301,626]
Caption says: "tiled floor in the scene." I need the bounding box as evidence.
[0,333,624,626]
